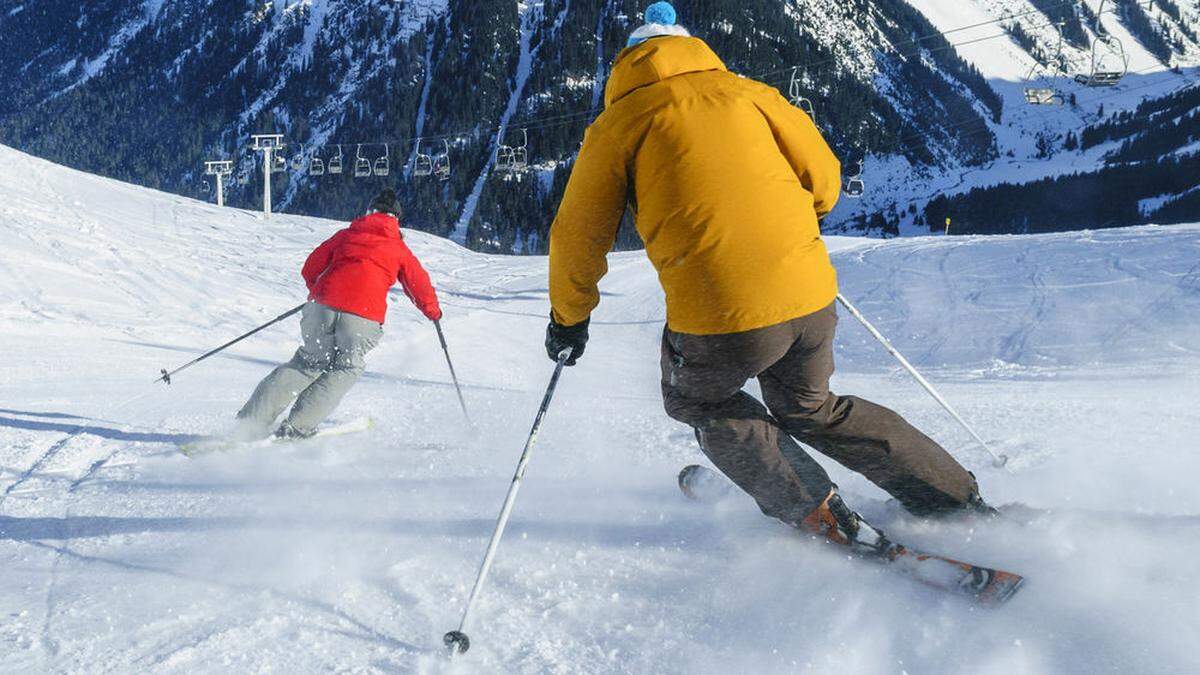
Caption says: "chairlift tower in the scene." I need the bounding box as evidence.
[204,160,234,207]
[251,134,285,218]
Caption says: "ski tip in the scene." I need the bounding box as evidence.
[678,464,705,501]
[443,630,470,655]
[979,570,1026,606]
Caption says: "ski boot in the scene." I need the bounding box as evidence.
[962,469,1001,518]
[892,468,1003,521]
[967,492,1001,518]
[924,491,1002,521]
[274,422,316,440]
[800,490,891,557]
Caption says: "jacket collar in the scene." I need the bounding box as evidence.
[627,22,691,48]
[605,36,726,107]
[349,212,401,238]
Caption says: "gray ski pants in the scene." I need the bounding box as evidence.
[237,302,383,434]
[662,302,979,524]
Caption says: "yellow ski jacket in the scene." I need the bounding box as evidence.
[549,36,842,335]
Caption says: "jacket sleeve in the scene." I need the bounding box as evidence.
[301,231,343,291]
[548,124,629,327]
[397,243,442,321]
[759,91,842,219]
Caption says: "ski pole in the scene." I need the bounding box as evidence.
[155,303,306,385]
[836,294,1010,469]
[443,348,572,656]
[433,319,472,427]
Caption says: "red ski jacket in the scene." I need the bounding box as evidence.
[302,212,442,324]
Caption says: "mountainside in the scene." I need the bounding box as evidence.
[2,0,1199,250]
[3,145,1200,672]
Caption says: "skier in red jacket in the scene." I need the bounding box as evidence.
[236,189,442,439]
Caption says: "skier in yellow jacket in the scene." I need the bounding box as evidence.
[546,2,993,536]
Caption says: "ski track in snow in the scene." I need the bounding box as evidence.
[2,143,1200,673]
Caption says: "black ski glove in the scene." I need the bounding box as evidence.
[545,314,589,366]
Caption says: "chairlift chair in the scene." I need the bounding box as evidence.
[1024,23,1067,105]
[495,128,529,174]
[511,129,529,171]
[1075,1,1128,87]
[844,159,865,198]
[413,139,434,177]
[328,146,343,175]
[1075,68,1124,87]
[495,145,515,172]
[354,145,372,178]
[433,139,451,181]
[1074,34,1127,87]
[788,67,818,123]
[374,144,390,177]
[1023,88,1064,105]
[798,98,817,119]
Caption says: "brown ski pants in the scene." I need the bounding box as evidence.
[661,302,978,525]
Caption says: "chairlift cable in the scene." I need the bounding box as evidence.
[297,2,1147,174]
[314,22,1044,154]
[751,0,1093,84]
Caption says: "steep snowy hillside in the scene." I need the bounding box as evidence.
[3,149,1200,673]
[881,0,1200,235]
[3,0,1198,249]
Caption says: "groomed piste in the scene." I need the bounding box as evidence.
[1,144,1199,672]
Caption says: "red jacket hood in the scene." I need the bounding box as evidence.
[349,212,402,238]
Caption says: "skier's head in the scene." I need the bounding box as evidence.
[369,188,402,220]
[626,2,690,49]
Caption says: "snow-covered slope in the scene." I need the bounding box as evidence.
[2,145,1199,673]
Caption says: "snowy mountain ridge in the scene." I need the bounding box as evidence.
[3,0,1199,249]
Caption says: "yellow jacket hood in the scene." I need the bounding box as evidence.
[605,37,726,107]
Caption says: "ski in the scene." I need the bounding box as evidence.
[179,417,374,457]
[678,464,1025,606]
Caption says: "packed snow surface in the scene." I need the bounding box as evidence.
[1,144,1199,673]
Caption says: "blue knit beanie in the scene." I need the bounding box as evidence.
[627,2,680,48]
[645,1,676,25]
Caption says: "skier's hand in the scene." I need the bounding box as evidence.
[545,314,589,366]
